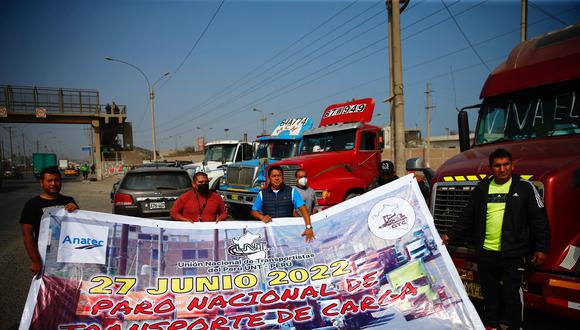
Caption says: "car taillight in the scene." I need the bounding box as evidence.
[114,193,133,206]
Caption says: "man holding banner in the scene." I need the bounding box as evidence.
[251,165,315,242]
[443,148,550,330]
[171,172,227,222]
[20,173,486,329]
[20,166,78,277]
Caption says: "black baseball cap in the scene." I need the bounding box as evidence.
[380,160,394,175]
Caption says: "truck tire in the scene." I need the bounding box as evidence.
[345,192,360,201]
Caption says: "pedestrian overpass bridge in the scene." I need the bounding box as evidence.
[0,85,134,179]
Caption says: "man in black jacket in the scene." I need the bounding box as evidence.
[442,148,550,330]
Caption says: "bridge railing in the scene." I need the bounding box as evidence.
[0,85,126,116]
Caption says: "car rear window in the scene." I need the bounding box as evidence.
[120,172,192,190]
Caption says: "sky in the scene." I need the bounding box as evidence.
[1,0,579,161]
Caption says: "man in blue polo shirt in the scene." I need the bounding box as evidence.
[251,165,315,242]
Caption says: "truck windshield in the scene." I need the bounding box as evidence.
[204,144,236,162]
[475,80,580,145]
[301,129,356,154]
[255,140,298,160]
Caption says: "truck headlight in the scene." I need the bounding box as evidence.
[253,181,266,189]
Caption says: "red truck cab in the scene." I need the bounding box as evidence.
[273,98,384,208]
[431,24,580,318]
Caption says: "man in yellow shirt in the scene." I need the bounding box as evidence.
[443,148,550,330]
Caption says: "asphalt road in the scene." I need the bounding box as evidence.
[0,173,576,329]
[0,173,118,330]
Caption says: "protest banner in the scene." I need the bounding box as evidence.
[20,175,483,329]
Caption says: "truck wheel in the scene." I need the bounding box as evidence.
[345,193,360,201]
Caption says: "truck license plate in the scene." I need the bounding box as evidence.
[149,202,166,210]
[231,194,239,201]
[463,280,484,300]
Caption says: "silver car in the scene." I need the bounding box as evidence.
[112,167,192,219]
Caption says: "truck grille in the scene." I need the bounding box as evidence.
[432,182,477,235]
[280,165,301,186]
[226,166,255,187]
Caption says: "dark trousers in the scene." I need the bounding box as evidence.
[477,249,525,329]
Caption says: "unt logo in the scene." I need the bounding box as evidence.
[228,232,268,260]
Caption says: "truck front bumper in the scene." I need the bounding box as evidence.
[218,190,257,206]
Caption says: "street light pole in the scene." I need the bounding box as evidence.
[252,108,274,135]
[105,57,169,161]
[224,128,230,139]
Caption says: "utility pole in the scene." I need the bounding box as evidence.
[425,82,435,167]
[7,127,14,163]
[386,1,395,160]
[89,125,95,164]
[387,0,406,176]
[521,0,528,42]
[22,132,26,163]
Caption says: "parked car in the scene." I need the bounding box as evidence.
[112,167,192,219]
[140,160,181,168]
[3,166,24,179]
[64,167,79,176]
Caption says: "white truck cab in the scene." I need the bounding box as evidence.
[183,140,254,190]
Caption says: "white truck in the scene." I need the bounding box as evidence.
[183,140,254,190]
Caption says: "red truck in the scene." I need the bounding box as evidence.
[273,98,384,208]
[431,24,580,318]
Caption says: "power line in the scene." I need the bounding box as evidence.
[158,38,388,137]
[153,0,486,139]
[403,0,487,41]
[153,0,370,130]
[202,4,577,136]
[440,0,491,72]
[151,0,462,135]
[156,1,474,134]
[151,0,442,134]
[152,0,572,142]
[529,1,569,27]
[178,14,388,128]
[157,0,227,90]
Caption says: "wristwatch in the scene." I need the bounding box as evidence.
[305,225,313,230]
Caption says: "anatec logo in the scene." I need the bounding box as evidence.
[57,222,109,264]
[61,235,105,249]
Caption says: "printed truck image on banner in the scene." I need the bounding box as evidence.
[20,175,483,330]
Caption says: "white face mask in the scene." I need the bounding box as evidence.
[298,177,308,186]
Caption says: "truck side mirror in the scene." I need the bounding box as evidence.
[406,157,425,172]
[378,130,385,149]
[458,110,470,152]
